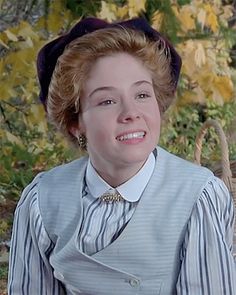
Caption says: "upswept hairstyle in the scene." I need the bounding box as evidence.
[47,26,175,146]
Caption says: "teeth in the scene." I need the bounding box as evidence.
[117,132,145,141]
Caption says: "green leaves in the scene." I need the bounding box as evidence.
[66,0,101,16]
[160,100,236,166]
[0,0,235,202]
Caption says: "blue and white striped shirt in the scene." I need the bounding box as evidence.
[8,155,236,294]
[79,154,155,255]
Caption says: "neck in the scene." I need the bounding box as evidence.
[92,161,146,187]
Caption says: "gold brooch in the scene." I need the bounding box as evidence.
[100,191,124,202]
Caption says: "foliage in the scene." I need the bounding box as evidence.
[0,263,8,295]
[0,1,76,203]
[0,264,8,280]
[0,221,9,240]
[0,0,45,30]
[0,2,235,292]
[66,0,102,17]
[0,0,235,205]
[160,100,236,166]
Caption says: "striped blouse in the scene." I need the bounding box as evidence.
[8,159,236,294]
[78,154,155,255]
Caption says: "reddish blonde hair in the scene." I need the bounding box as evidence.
[47,26,174,147]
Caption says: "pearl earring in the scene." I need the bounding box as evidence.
[77,134,87,149]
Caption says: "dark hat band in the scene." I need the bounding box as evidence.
[37,17,182,108]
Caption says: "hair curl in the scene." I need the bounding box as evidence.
[47,26,175,148]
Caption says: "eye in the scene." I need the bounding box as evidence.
[99,99,115,106]
[136,93,151,100]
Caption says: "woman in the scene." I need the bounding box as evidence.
[8,17,235,294]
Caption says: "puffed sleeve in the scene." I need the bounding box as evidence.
[176,176,236,295]
[8,174,66,294]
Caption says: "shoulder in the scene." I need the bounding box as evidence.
[16,172,44,209]
[17,156,89,241]
[187,175,234,238]
[34,155,88,205]
[156,146,214,179]
[17,156,88,209]
[197,176,234,216]
[38,155,89,185]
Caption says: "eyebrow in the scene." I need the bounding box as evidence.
[134,80,153,87]
[88,80,153,98]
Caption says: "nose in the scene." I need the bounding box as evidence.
[117,99,141,123]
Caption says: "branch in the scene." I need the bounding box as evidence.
[0,102,13,132]
[23,0,38,21]
[1,100,28,115]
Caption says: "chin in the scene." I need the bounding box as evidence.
[120,148,152,163]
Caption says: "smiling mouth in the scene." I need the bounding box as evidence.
[116,131,146,141]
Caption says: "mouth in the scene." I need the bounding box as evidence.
[116,131,146,141]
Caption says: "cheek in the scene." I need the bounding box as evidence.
[91,129,108,141]
[78,114,86,133]
[81,115,111,142]
[148,111,161,138]
[156,112,161,128]
[86,128,111,150]
[149,104,161,125]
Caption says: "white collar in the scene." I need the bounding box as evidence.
[86,152,156,202]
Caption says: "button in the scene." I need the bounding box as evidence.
[129,278,140,287]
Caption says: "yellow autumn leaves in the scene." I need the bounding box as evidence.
[0,0,235,150]
[98,0,147,21]
[171,1,234,104]
[0,1,73,150]
[179,38,233,105]
[171,2,221,33]
[96,0,235,105]
[1,0,235,106]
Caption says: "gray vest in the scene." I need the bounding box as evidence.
[38,147,213,294]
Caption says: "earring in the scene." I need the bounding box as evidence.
[78,134,87,149]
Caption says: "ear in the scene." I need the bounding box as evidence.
[69,125,80,138]
[69,115,85,138]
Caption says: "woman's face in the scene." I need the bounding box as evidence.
[78,52,161,179]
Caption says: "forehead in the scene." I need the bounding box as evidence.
[83,52,153,92]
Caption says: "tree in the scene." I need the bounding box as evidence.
[0,1,235,292]
[0,0,235,205]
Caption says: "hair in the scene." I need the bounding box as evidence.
[47,26,175,148]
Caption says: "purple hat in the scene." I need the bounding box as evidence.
[37,17,182,109]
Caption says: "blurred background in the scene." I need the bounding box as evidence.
[0,0,236,293]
